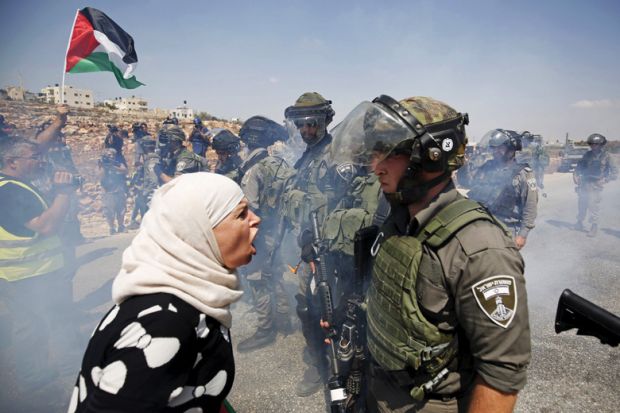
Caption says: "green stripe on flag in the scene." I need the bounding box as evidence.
[69,52,144,89]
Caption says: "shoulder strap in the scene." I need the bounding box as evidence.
[417,198,498,248]
[240,150,269,175]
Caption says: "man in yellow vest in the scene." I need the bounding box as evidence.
[0,138,80,408]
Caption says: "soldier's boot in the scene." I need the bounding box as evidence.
[236,327,276,353]
[587,223,598,237]
[276,313,293,336]
[117,223,127,233]
[295,295,323,397]
[296,364,322,397]
[128,221,140,230]
[574,221,584,231]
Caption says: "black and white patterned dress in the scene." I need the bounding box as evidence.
[68,293,235,412]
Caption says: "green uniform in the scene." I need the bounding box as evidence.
[518,143,549,188]
[574,149,618,225]
[174,148,210,177]
[367,183,531,412]
[468,159,538,239]
[239,148,293,331]
[281,134,338,372]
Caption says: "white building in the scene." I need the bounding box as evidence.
[103,96,148,112]
[6,86,25,101]
[41,85,94,109]
[170,105,194,120]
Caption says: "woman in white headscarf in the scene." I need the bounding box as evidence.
[68,172,260,412]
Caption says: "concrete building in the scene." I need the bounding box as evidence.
[41,85,94,109]
[103,96,148,112]
[6,86,25,101]
[170,104,194,120]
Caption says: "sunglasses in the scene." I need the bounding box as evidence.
[294,119,319,129]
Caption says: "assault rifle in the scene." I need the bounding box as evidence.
[336,225,378,412]
[555,289,620,347]
[310,210,346,413]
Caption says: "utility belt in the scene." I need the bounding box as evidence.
[370,360,462,402]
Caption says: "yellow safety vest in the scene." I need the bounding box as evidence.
[0,177,64,282]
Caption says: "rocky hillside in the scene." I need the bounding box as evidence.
[0,100,240,238]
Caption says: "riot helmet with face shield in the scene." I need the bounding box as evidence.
[284,92,335,146]
[212,129,241,155]
[329,95,468,204]
[239,116,288,149]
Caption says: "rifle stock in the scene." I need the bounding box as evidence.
[555,289,620,347]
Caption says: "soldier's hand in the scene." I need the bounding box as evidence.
[319,319,332,344]
[53,171,75,193]
[514,235,527,250]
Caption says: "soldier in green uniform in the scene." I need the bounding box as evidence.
[281,92,338,396]
[573,133,618,237]
[98,148,128,235]
[235,116,294,352]
[519,131,550,190]
[330,95,531,412]
[467,129,538,249]
[156,125,209,181]
[128,137,160,229]
[212,129,243,183]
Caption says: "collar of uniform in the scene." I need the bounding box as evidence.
[294,134,332,170]
[408,180,460,235]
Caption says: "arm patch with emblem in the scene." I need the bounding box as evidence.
[471,275,518,328]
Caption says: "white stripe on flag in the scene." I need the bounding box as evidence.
[92,31,137,79]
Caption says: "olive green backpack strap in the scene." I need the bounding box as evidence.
[418,198,507,247]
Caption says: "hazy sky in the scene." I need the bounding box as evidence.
[1,0,619,141]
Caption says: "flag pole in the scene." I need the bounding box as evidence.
[61,9,80,105]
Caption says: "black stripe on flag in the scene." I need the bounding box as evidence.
[80,7,138,64]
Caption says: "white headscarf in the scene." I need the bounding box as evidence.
[112,172,245,328]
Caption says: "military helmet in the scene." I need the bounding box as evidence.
[158,125,186,144]
[487,129,522,151]
[101,148,117,160]
[587,133,607,145]
[392,96,469,173]
[212,129,240,153]
[239,116,288,149]
[284,92,335,146]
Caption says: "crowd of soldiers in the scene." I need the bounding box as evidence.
[1,92,618,412]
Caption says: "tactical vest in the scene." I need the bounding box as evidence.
[469,162,524,220]
[579,151,609,181]
[284,137,332,227]
[0,177,64,282]
[255,156,295,214]
[366,198,501,400]
[322,174,382,257]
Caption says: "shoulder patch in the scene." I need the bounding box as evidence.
[527,177,538,191]
[471,275,517,328]
[176,161,187,172]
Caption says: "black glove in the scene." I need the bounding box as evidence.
[298,229,316,263]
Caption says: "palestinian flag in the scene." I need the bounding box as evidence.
[65,7,144,89]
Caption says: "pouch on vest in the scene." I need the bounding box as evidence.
[322,208,374,257]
